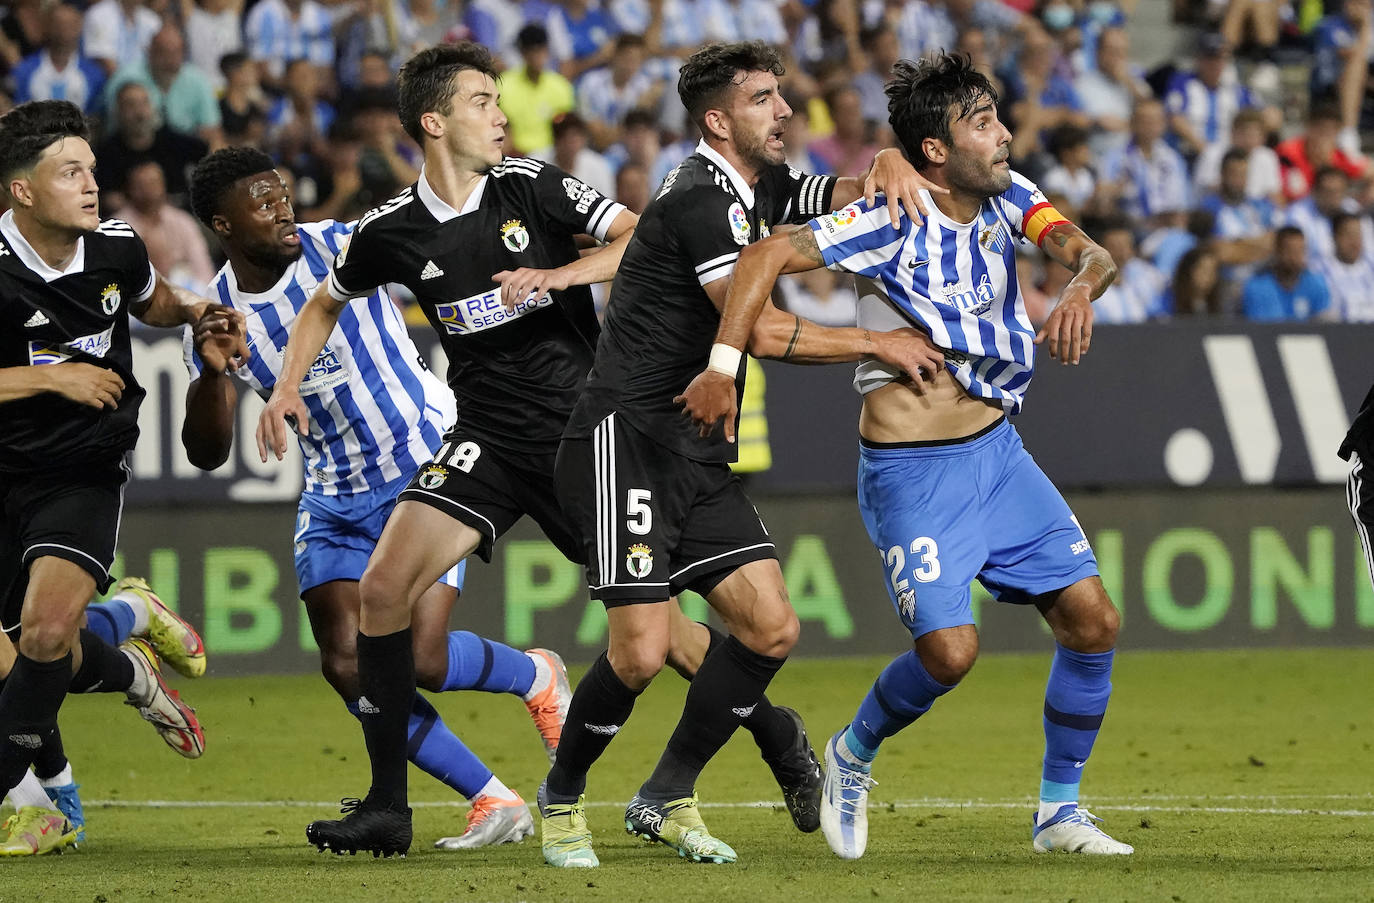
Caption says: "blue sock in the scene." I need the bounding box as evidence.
[847,649,956,757]
[85,601,136,645]
[346,695,493,799]
[439,631,535,695]
[1040,644,1114,803]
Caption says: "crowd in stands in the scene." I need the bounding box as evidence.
[2,0,1373,324]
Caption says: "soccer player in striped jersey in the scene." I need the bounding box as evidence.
[184,146,573,852]
[681,52,1134,857]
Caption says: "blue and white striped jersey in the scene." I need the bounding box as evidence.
[809,171,1068,414]
[184,220,455,496]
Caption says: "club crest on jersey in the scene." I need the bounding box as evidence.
[417,464,448,490]
[99,283,121,315]
[626,543,653,579]
[728,203,750,245]
[501,219,530,253]
[819,204,862,237]
[979,224,1007,254]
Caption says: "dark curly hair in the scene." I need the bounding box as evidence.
[189,146,277,227]
[0,100,90,188]
[886,53,998,171]
[397,42,499,145]
[677,41,784,130]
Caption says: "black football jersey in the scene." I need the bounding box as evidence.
[566,143,836,462]
[1340,381,1374,465]
[328,158,626,454]
[0,215,156,473]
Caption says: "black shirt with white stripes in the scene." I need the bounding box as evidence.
[566,144,835,463]
[1340,381,1374,465]
[0,214,155,473]
[328,158,625,455]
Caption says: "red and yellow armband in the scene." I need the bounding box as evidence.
[1021,202,1070,248]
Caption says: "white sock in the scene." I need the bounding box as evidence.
[37,763,73,789]
[474,775,520,803]
[1038,800,1074,824]
[123,649,152,704]
[521,652,551,703]
[110,591,151,636]
[6,771,58,812]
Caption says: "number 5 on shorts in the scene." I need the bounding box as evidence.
[626,488,652,535]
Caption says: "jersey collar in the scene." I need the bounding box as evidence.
[417,166,487,222]
[0,209,86,282]
[695,140,755,208]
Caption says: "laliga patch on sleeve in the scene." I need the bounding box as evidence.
[817,204,863,237]
[728,202,751,245]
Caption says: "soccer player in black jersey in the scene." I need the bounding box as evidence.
[1341,382,1374,588]
[0,100,247,820]
[542,41,945,866]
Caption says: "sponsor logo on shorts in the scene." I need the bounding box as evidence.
[626,543,653,578]
[8,733,42,749]
[1070,538,1091,556]
[417,464,448,490]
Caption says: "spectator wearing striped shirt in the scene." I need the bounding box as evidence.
[1164,33,1263,159]
[1092,219,1166,324]
[266,58,335,154]
[577,34,664,149]
[1192,108,1283,205]
[10,3,106,112]
[1283,165,1374,271]
[243,0,334,91]
[82,0,161,76]
[1200,149,1280,309]
[1241,226,1332,322]
[1099,98,1192,230]
[1319,212,1374,321]
[181,0,244,92]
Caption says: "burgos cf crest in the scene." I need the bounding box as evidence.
[417,464,448,489]
[100,283,121,315]
[626,543,653,579]
[501,219,530,253]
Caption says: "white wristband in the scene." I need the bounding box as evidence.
[707,342,743,378]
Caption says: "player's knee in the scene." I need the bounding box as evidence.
[1064,601,1119,652]
[17,617,77,661]
[743,606,799,659]
[608,644,667,690]
[319,651,359,700]
[357,567,410,618]
[923,648,977,685]
[413,649,447,692]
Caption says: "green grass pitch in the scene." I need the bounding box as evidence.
[5,648,1372,901]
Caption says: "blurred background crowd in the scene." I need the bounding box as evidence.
[4,0,1373,326]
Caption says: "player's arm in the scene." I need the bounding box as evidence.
[492,208,639,310]
[182,309,243,471]
[132,272,246,336]
[254,281,348,462]
[0,362,124,409]
[676,227,944,441]
[830,147,946,229]
[1033,220,1118,365]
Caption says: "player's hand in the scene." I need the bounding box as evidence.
[47,362,125,410]
[193,306,250,373]
[675,370,738,442]
[1034,287,1094,364]
[492,267,571,312]
[864,147,948,229]
[255,387,308,462]
[869,327,945,394]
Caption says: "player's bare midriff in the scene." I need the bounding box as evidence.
[859,370,1004,444]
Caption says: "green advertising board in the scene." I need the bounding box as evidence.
[107,488,1373,674]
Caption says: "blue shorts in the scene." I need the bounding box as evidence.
[857,418,1098,639]
[294,475,466,595]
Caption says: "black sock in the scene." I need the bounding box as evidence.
[544,652,642,804]
[69,629,135,694]
[641,635,785,800]
[356,629,414,809]
[32,724,68,781]
[699,624,795,761]
[0,652,72,793]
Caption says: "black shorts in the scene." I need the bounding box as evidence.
[556,413,776,605]
[1348,453,1374,583]
[1,457,129,632]
[397,430,583,565]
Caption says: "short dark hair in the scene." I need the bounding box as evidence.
[1313,164,1348,186]
[885,53,998,171]
[1330,211,1361,234]
[677,41,784,127]
[189,145,277,227]
[220,50,250,78]
[396,42,498,145]
[1276,224,1305,244]
[1221,147,1249,168]
[621,107,658,131]
[1046,123,1088,158]
[516,23,548,50]
[0,100,90,186]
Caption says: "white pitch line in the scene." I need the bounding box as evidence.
[84,798,1374,817]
